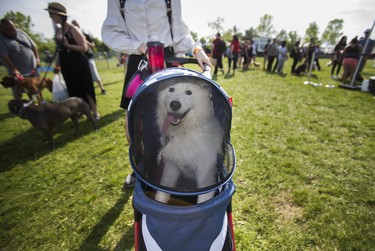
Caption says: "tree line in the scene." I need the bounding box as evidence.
[205,14,344,49]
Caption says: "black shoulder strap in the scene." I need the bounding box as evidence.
[165,0,172,26]
[165,0,173,39]
[1,31,33,51]
[119,0,126,19]
[118,0,172,37]
[15,38,33,50]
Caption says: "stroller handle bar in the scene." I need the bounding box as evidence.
[165,57,212,79]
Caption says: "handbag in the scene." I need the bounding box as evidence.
[52,73,69,102]
[125,58,150,98]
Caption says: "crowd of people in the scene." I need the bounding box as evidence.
[207,29,374,85]
[2,2,373,108]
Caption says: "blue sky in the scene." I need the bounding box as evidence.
[1,0,374,42]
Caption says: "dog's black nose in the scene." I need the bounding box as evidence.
[170,101,181,111]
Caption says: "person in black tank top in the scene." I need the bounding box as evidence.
[45,2,100,120]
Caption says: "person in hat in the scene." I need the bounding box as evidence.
[358,28,375,73]
[0,18,40,100]
[45,2,100,119]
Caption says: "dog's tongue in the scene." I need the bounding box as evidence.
[162,114,180,134]
[162,114,173,134]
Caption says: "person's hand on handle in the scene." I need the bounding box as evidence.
[194,47,211,71]
[137,43,147,54]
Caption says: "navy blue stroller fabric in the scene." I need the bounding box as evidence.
[133,181,235,251]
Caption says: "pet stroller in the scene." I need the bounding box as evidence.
[127,67,236,251]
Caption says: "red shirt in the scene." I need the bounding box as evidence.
[231,39,240,54]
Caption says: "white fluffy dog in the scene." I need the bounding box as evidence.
[155,80,224,204]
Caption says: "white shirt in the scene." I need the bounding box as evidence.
[278,46,288,60]
[101,0,198,55]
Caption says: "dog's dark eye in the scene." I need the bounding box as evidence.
[185,90,192,95]
[169,87,174,92]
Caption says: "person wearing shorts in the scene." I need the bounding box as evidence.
[341,37,362,84]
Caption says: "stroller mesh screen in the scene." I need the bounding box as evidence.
[129,73,234,195]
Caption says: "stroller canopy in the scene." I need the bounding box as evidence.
[128,68,235,197]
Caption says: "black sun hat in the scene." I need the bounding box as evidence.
[44,2,67,16]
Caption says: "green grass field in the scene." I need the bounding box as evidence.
[1,57,374,250]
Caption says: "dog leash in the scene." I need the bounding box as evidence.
[37,48,59,91]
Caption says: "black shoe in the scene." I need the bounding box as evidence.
[122,173,136,190]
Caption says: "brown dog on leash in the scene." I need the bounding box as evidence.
[8,97,98,150]
[1,76,52,103]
